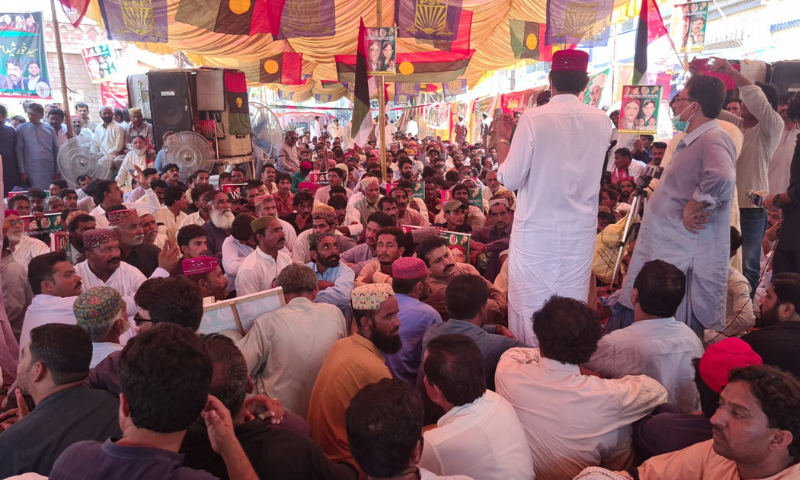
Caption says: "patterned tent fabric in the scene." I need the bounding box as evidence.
[85,0,669,103]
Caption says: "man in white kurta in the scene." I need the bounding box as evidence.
[496,50,613,344]
[93,106,126,165]
[235,216,292,296]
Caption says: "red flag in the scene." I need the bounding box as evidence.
[60,0,90,27]
[351,18,373,147]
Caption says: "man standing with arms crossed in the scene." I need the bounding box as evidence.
[495,50,613,345]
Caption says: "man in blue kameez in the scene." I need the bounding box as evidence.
[15,102,59,189]
[620,75,737,338]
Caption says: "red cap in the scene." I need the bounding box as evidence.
[551,49,589,72]
[699,338,762,393]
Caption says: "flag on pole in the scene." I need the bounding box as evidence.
[352,18,373,147]
[633,0,669,85]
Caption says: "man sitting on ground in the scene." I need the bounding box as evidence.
[48,323,258,480]
[292,204,356,264]
[183,256,229,302]
[181,335,358,480]
[74,286,129,367]
[237,265,348,418]
[0,324,121,477]
[308,284,399,472]
[340,212,393,277]
[584,260,704,413]
[419,334,533,480]
[495,296,668,479]
[308,232,355,317]
[355,226,406,286]
[236,216,291,296]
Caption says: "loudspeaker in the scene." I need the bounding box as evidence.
[770,61,800,96]
[127,74,151,120]
[196,70,225,111]
[148,71,194,150]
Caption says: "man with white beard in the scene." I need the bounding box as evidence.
[5,209,50,272]
[254,194,297,253]
[203,190,235,257]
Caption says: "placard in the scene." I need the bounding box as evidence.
[386,182,423,198]
[673,2,708,52]
[581,69,610,108]
[221,183,247,200]
[22,213,63,237]
[439,189,482,209]
[0,12,52,99]
[619,85,662,134]
[82,44,118,83]
[366,27,396,75]
[403,225,471,258]
[198,287,285,335]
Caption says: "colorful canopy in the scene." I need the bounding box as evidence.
[86,0,668,103]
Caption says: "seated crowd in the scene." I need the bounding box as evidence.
[0,121,799,480]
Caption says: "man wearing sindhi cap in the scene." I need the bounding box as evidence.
[107,207,177,278]
[494,49,614,345]
[183,256,228,302]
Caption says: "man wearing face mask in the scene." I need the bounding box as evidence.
[619,75,737,339]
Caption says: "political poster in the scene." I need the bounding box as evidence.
[100,82,128,109]
[500,86,547,115]
[82,44,118,83]
[619,85,662,134]
[673,2,708,52]
[366,27,396,75]
[425,103,451,130]
[581,69,609,108]
[0,12,52,99]
[23,213,63,237]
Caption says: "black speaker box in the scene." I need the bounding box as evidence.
[770,61,800,97]
[147,71,194,150]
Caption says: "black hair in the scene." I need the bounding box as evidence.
[772,273,800,315]
[423,334,486,406]
[728,365,800,458]
[142,167,158,177]
[614,147,632,159]
[50,179,68,190]
[276,172,292,184]
[533,295,602,365]
[163,163,180,173]
[191,183,216,203]
[28,187,46,200]
[177,224,207,248]
[445,274,488,320]
[376,226,405,246]
[651,141,668,150]
[27,251,70,295]
[28,324,92,385]
[90,180,116,205]
[58,188,77,199]
[327,167,344,180]
[25,102,44,115]
[730,226,744,254]
[693,358,720,418]
[633,260,686,318]
[164,185,186,207]
[133,277,204,331]
[205,335,248,416]
[293,191,314,207]
[416,236,448,267]
[549,70,590,95]
[327,195,348,211]
[119,323,212,433]
[378,196,397,210]
[68,214,95,234]
[8,195,30,209]
[345,379,424,477]
[755,82,780,111]
[685,75,726,119]
[366,211,394,228]
[328,185,347,197]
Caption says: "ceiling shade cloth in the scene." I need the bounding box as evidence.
[85,0,668,103]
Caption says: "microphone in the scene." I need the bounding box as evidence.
[602,140,617,180]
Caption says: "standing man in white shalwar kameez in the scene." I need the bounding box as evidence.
[495,50,613,345]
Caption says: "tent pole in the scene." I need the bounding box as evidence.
[377,0,387,182]
[50,0,73,139]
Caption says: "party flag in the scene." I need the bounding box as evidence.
[351,18,373,147]
[259,52,303,85]
[395,0,463,42]
[633,0,669,84]
[509,21,573,61]
[98,0,168,43]
[442,79,467,96]
[276,0,336,39]
[224,71,250,135]
[545,0,614,46]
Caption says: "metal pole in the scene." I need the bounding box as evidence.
[50,0,73,139]
[377,0,387,182]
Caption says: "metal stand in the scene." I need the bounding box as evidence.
[610,185,647,288]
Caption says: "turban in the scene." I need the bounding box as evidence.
[83,229,118,249]
[183,256,219,276]
[392,257,428,280]
[74,287,124,327]
[351,284,395,310]
[699,338,762,393]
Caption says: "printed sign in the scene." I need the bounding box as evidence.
[22,213,63,237]
[221,183,247,200]
[619,85,662,134]
[673,2,708,52]
[82,44,118,83]
[0,12,52,99]
[366,27,396,75]
[199,287,286,335]
[581,69,609,108]
[401,225,471,258]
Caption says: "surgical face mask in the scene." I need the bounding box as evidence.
[671,102,697,132]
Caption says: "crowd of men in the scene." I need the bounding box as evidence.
[0,48,799,480]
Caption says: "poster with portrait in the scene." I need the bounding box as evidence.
[82,44,119,83]
[366,27,396,75]
[581,69,610,108]
[673,2,708,52]
[100,82,128,109]
[619,85,662,134]
[0,12,52,99]
[22,213,63,237]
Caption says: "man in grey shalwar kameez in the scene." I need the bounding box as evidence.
[620,75,737,337]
